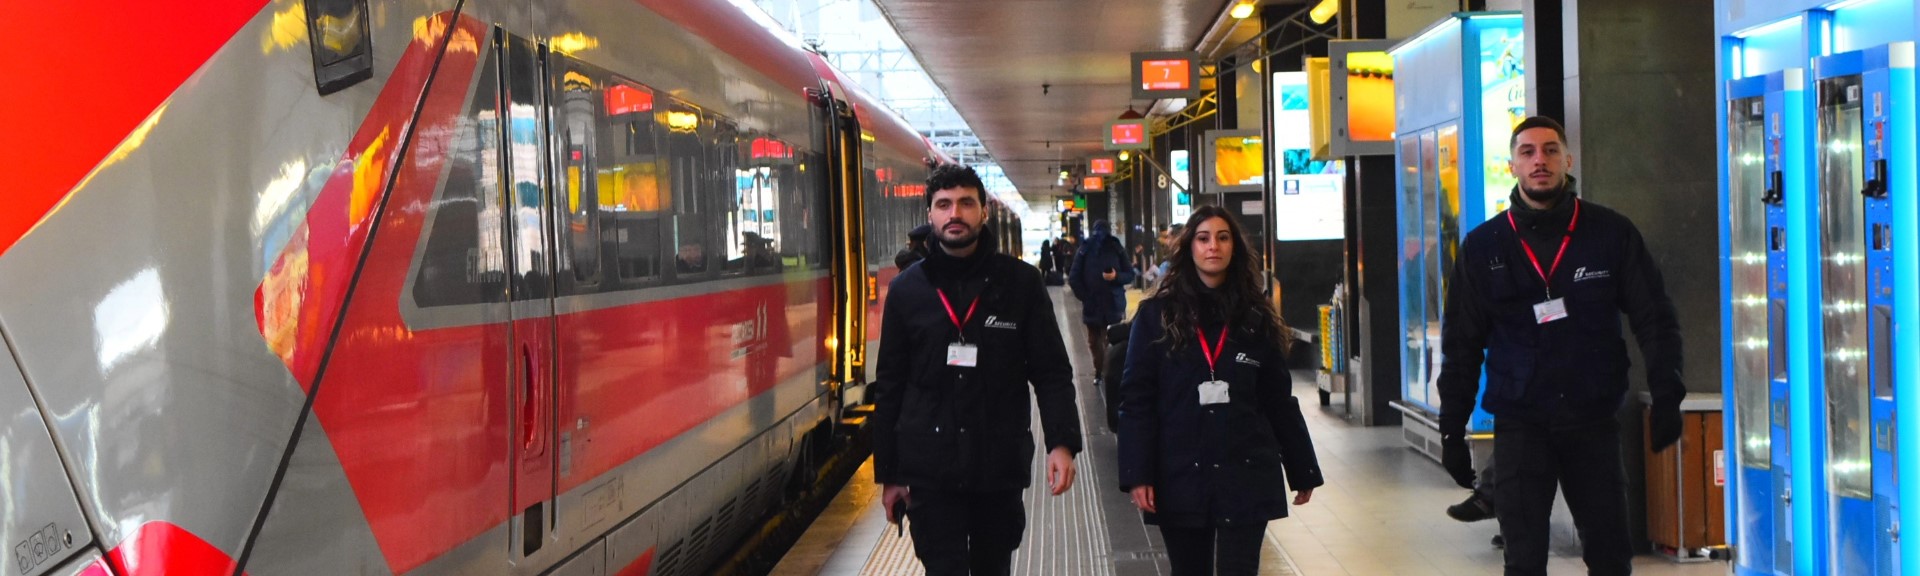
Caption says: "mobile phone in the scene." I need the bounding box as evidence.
[891,499,907,536]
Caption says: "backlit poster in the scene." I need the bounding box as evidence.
[1480,25,1525,216]
[1271,72,1345,241]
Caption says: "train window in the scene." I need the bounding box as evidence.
[595,78,666,287]
[555,63,602,286]
[663,100,715,283]
[413,44,508,308]
[503,34,550,301]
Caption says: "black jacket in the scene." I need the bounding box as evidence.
[1436,182,1685,436]
[1068,231,1137,326]
[871,228,1083,490]
[1117,296,1324,528]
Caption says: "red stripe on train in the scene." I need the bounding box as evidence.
[0,1,270,257]
[106,522,245,576]
[253,12,485,387]
[613,548,656,576]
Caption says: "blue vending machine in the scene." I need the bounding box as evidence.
[1725,68,1804,576]
[1384,12,1524,457]
[1720,9,1820,575]
[1811,39,1913,576]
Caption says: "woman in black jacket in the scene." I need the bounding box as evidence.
[1117,206,1324,575]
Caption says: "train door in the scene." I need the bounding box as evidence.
[497,30,562,565]
[812,85,868,404]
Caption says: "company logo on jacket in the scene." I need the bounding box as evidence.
[984,315,1019,330]
[1573,266,1611,282]
[1235,352,1261,367]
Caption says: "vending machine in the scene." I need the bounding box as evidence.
[1384,12,1524,456]
[1725,68,1804,576]
[1810,41,1912,576]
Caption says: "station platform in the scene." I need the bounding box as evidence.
[773,286,1730,576]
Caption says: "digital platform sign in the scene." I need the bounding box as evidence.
[1089,158,1115,175]
[1104,119,1151,151]
[1131,51,1202,100]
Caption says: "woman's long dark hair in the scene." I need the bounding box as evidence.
[1149,206,1290,357]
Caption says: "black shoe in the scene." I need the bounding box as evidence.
[1446,492,1496,523]
[1491,534,1505,549]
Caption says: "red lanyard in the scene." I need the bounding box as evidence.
[1505,199,1581,298]
[937,289,979,342]
[1194,325,1230,380]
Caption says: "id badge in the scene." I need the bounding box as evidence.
[946,343,979,367]
[1533,298,1569,324]
[1198,380,1231,405]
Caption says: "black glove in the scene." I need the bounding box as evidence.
[1442,433,1475,489]
[1650,403,1683,453]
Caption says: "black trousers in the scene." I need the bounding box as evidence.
[1158,524,1266,576]
[1085,323,1109,380]
[1493,417,1633,576]
[906,488,1026,576]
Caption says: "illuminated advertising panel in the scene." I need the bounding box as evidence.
[1202,129,1263,194]
[1271,71,1345,241]
[1329,39,1398,156]
[1104,119,1151,151]
[1131,51,1202,100]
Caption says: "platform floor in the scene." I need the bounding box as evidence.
[773,286,1730,576]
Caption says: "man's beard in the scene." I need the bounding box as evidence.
[1521,178,1564,205]
[938,225,979,249]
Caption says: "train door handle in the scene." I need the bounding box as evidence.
[521,343,545,456]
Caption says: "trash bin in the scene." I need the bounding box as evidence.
[1640,392,1727,561]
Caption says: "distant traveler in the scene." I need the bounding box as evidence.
[895,224,932,270]
[1038,239,1054,273]
[1068,220,1135,385]
[1437,116,1685,576]
[872,163,1083,576]
[1118,206,1323,576]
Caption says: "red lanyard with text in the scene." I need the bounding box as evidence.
[937,289,980,343]
[1194,325,1230,381]
[1505,199,1581,299]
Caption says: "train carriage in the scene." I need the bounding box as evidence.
[0,1,1016,575]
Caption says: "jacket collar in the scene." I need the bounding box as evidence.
[1507,176,1581,233]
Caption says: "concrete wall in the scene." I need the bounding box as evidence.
[1560,0,1719,552]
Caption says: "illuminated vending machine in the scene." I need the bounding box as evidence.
[1724,67,1804,575]
[1381,12,1524,457]
[1810,39,1913,576]
[1721,8,1827,574]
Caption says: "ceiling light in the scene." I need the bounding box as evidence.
[1310,0,1338,24]
[1230,1,1256,19]
[1119,151,1131,161]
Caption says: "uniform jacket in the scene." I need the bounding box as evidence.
[1117,296,1324,528]
[1436,182,1685,436]
[871,228,1083,491]
[1068,228,1136,326]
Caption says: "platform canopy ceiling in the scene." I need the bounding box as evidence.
[871,0,1274,204]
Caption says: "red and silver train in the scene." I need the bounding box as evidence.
[0,1,1020,575]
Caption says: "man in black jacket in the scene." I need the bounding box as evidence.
[871,164,1082,576]
[1437,116,1685,576]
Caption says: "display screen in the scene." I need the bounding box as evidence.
[1345,51,1395,143]
[1105,119,1151,150]
[1083,176,1105,191]
[1141,59,1192,91]
[1090,158,1115,174]
[1131,51,1202,100]
[1212,134,1263,187]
